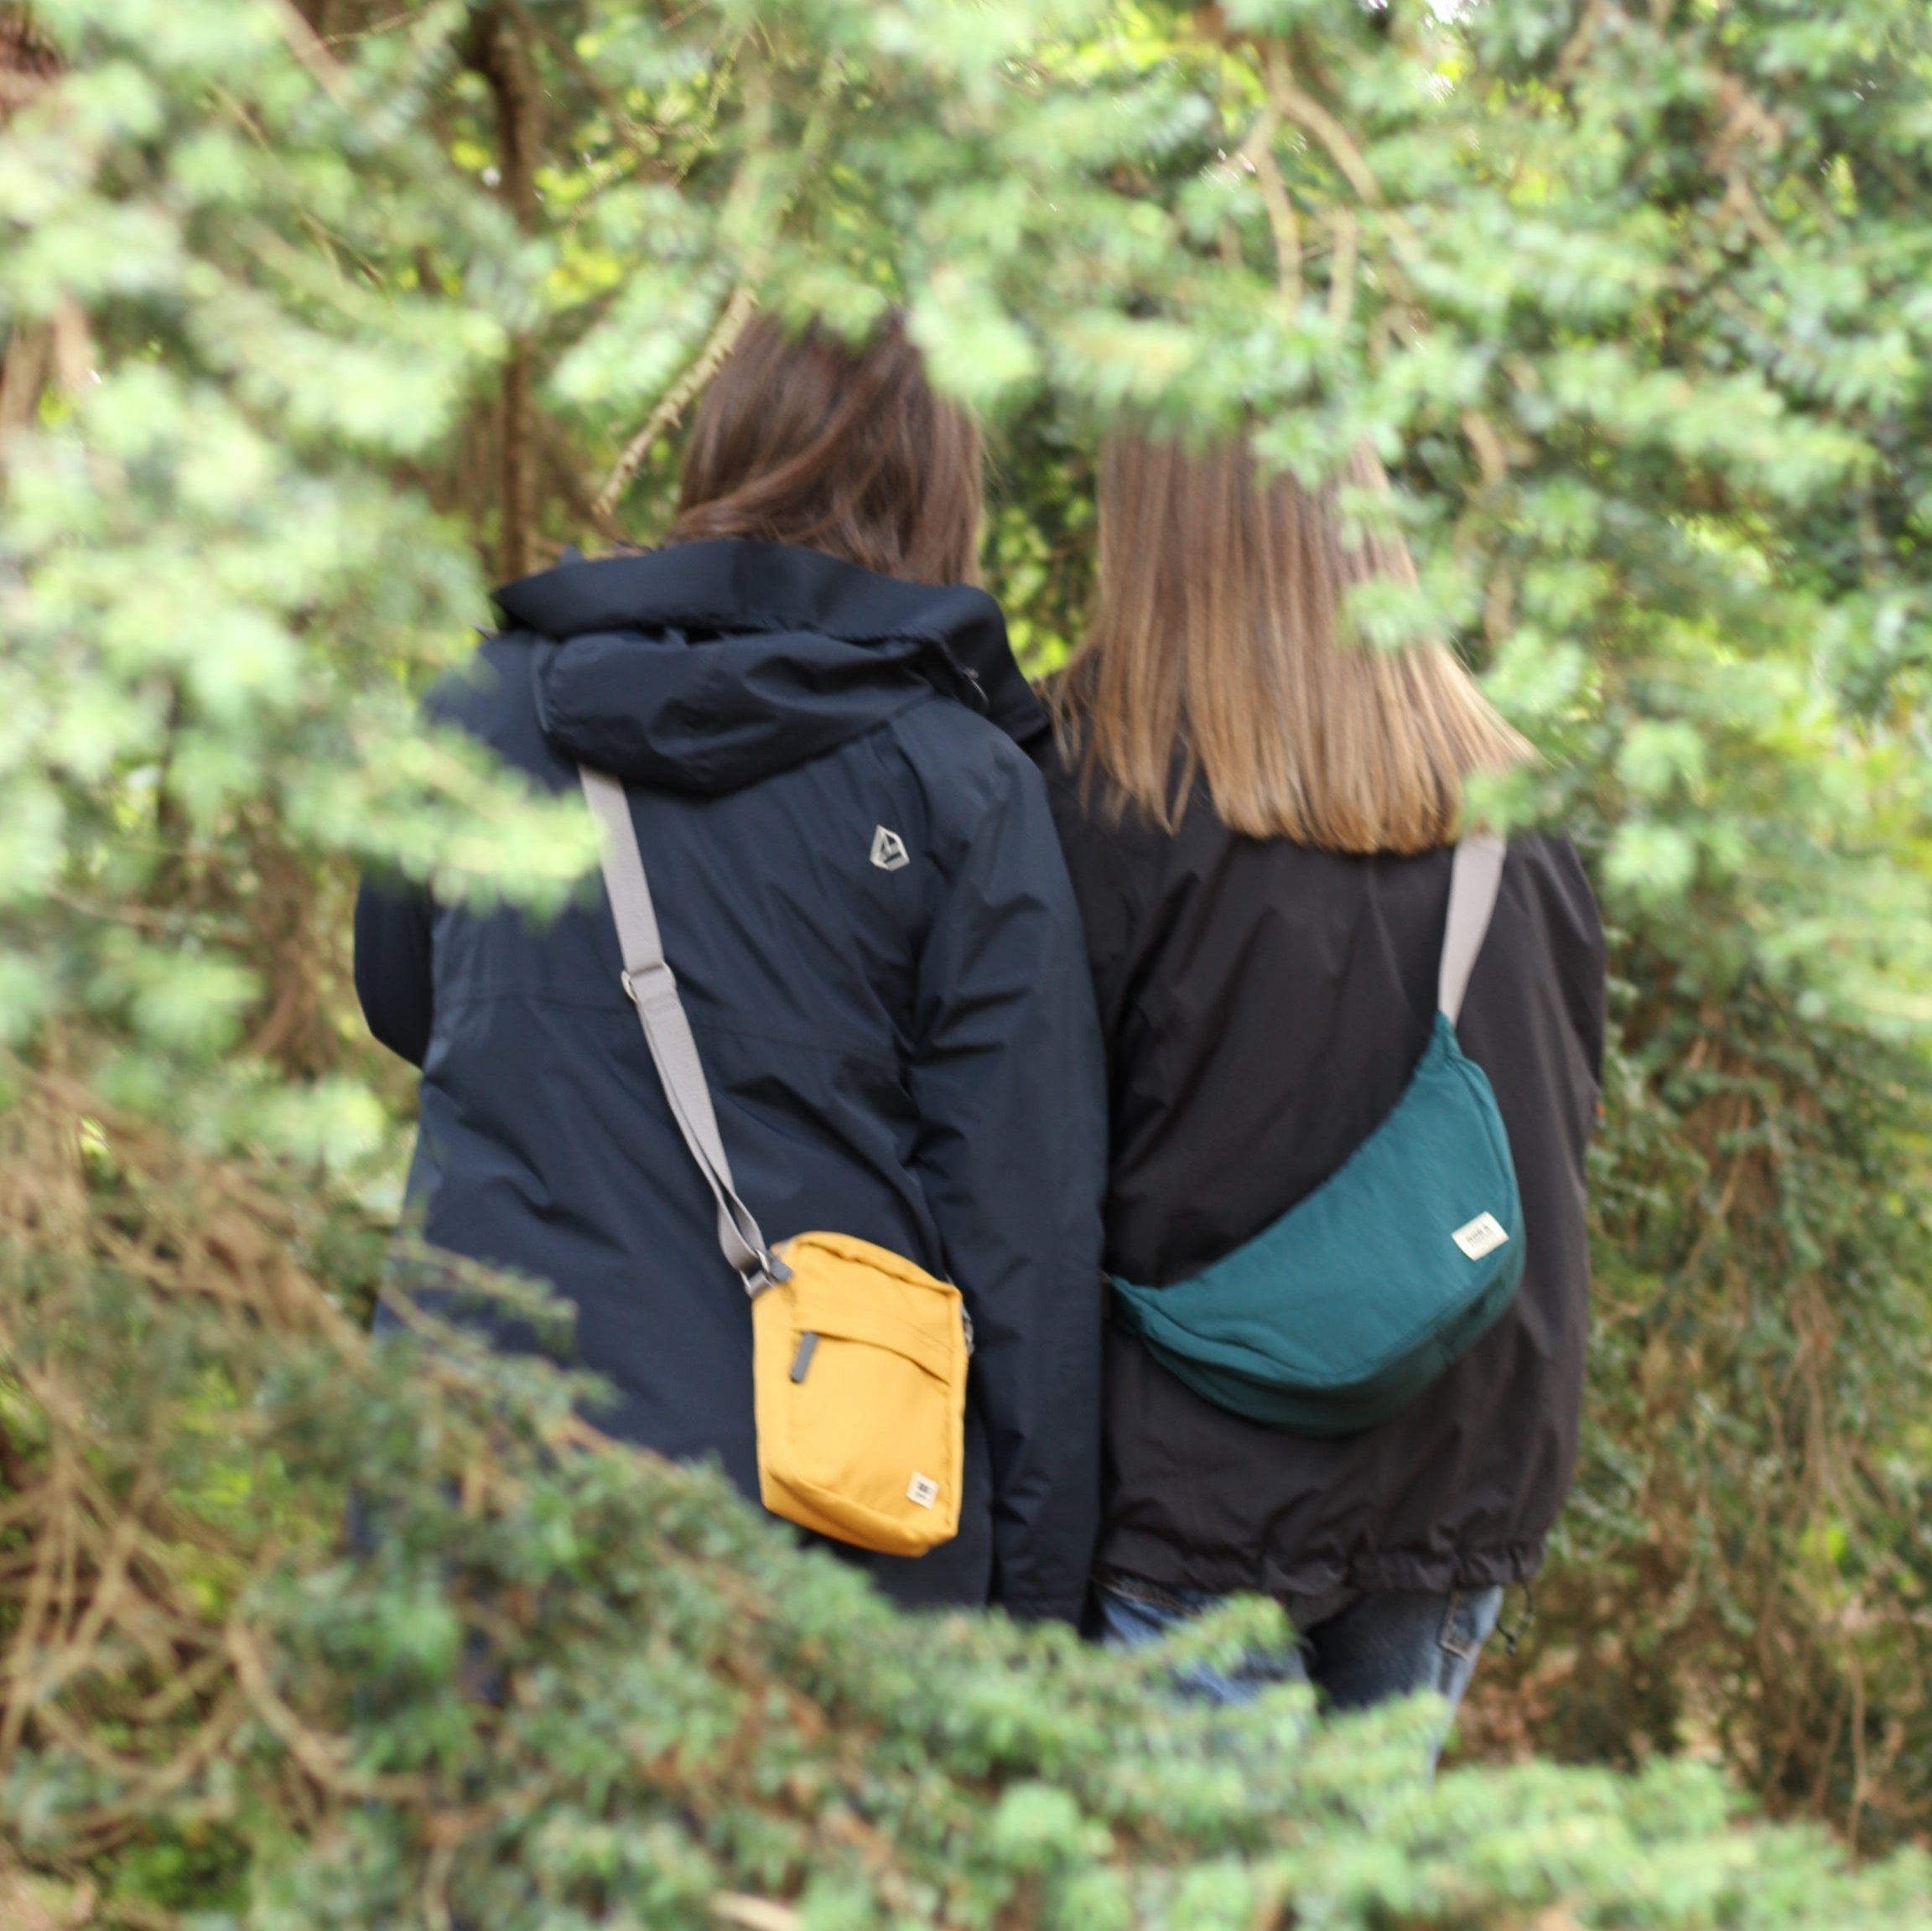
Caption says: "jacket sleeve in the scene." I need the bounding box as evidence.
[908,758,1108,1625]
[353,875,435,1068]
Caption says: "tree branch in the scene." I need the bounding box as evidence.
[1327,205,1358,329]
[1237,106,1302,317]
[593,284,757,523]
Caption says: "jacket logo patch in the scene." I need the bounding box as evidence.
[870,825,910,872]
[906,1472,939,1508]
[1452,1212,1509,1260]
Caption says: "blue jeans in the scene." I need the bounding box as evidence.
[1098,1576,1503,1764]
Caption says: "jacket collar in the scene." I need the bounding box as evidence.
[493,540,1046,749]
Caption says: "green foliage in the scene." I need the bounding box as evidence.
[1467,961,1932,1847]
[6,0,1932,1903]
[0,1086,1926,1929]
[13,0,1932,1061]
[1,0,592,1139]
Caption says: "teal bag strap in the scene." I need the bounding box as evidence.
[1438,833,1505,1026]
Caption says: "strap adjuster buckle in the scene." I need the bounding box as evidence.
[621,961,677,1005]
[741,1246,793,1295]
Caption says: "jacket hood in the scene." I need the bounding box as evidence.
[494,541,1046,795]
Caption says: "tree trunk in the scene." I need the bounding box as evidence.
[467,3,543,584]
[0,5,60,92]
[0,12,61,464]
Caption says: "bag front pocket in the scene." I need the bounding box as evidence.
[751,1233,968,1557]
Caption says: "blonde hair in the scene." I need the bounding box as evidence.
[1055,435,1533,854]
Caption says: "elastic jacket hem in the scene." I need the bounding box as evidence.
[1096,1537,1547,1601]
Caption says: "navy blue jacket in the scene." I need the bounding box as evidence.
[356,542,1107,1622]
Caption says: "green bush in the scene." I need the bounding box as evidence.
[0,1080,1927,1930]
[8,0,1932,1902]
[1463,963,1932,1845]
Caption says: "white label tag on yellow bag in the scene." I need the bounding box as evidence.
[906,1472,939,1508]
[1452,1212,1509,1260]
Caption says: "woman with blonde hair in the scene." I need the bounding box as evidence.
[1044,434,1603,1723]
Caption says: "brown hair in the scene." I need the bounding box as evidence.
[668,311,981,585]
[1054,434,1533,854]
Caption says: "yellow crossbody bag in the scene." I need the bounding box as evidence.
[582,769,968,1557]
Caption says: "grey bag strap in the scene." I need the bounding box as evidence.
[1437,832,1506,1027]
[579,766,787,1295]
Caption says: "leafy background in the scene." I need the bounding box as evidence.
[4,0,1932,1920]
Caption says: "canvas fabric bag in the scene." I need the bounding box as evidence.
[1109,834,1525,1435]
[580,767,969,1557]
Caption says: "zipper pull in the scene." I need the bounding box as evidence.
[789,1332,819,1383]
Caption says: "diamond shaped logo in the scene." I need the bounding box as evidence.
[870,825,910,872]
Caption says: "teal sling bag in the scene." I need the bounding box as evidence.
[1110,834,1524,1435]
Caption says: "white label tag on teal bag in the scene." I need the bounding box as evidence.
[1452,1212,1509,1260]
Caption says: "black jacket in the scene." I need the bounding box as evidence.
[356,542,1107,1622]
[1040,756,1605,1600]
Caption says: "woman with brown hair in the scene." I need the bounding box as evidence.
[356,314,1107,1623]
[1043,435,1604,1719]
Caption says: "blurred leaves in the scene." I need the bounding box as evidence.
[0,1072,1925,1926]
[8,0,1932,1121]
[7,0,1932,1890]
